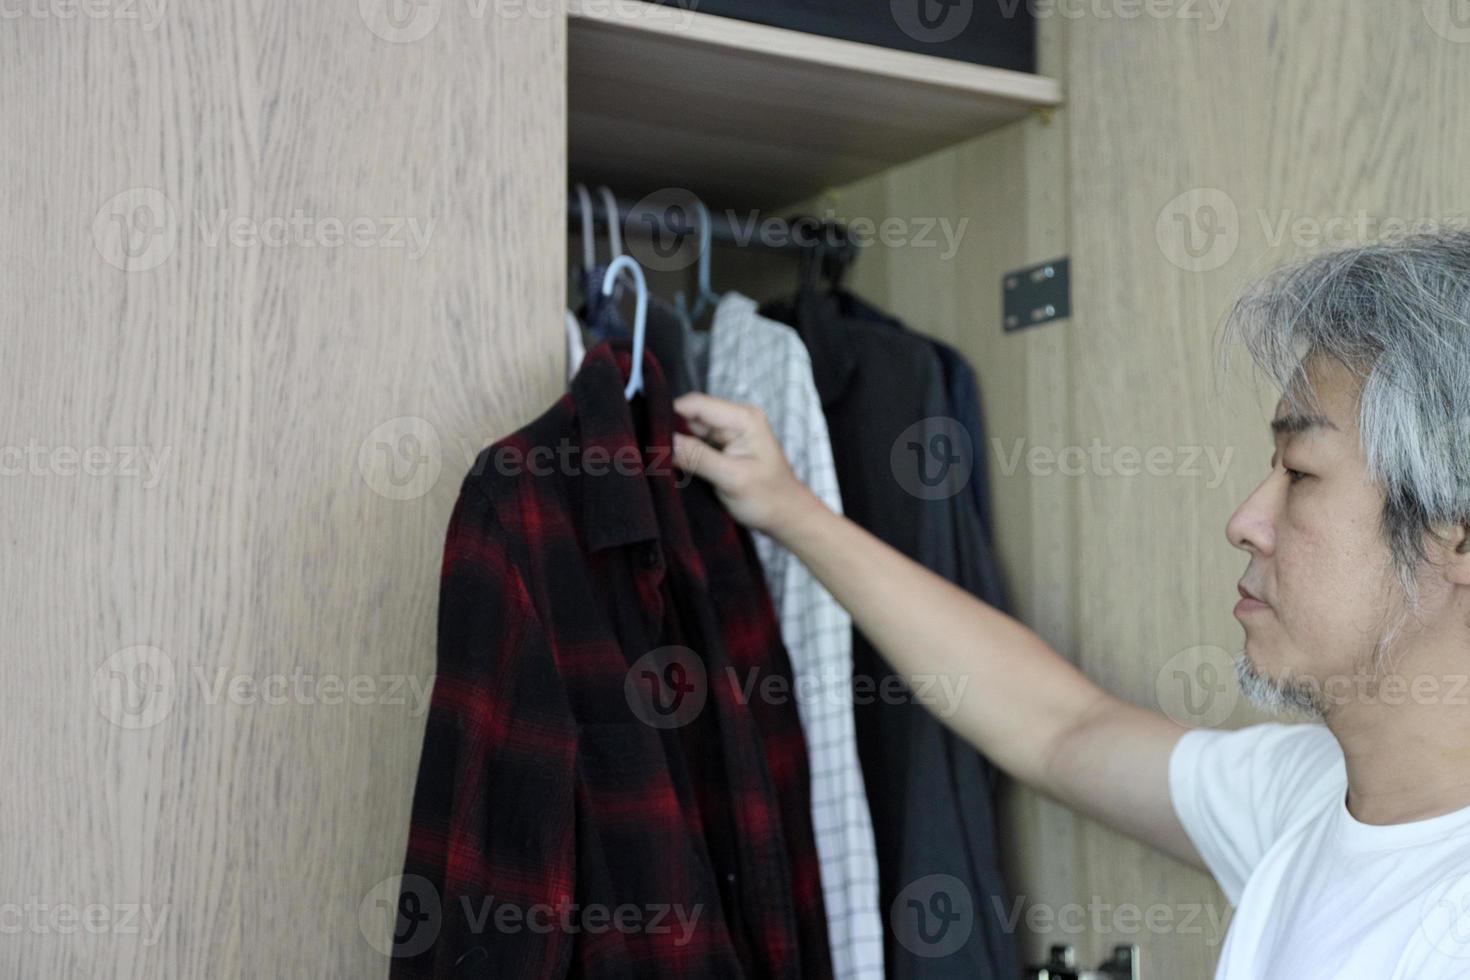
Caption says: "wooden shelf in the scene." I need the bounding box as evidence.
[567,0,1063,210]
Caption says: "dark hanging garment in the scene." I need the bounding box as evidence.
[392,342,832,980]
[761,289,1020,980]
[824,290,1009,609]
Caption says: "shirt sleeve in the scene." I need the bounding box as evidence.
[1168,721,1341,905]
[392,483,578,979]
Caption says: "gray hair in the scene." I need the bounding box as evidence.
[1218,230,1470,658]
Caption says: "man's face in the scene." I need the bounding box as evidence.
[1224,355,1402,711]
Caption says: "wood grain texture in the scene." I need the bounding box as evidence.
[1065,2,1470,975]
[568,0,1060,208]
[0,3,563,977]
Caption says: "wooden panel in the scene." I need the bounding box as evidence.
[0,3,563,978]
[1066,2,1470,975]
[568,0,1061,208]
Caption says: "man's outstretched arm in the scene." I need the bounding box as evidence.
[671,392,1204,869]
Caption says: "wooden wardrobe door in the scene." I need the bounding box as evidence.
[0,4,564,976]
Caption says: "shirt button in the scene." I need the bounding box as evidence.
[726,872,736,884]
[637,544,660,568]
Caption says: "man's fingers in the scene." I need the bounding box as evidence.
[673,432,744,488]
[672,392,754,448]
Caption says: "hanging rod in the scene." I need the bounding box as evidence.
[566,190,860,262]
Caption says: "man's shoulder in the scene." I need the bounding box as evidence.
[1180,720,1346,820]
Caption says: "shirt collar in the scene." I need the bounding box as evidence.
[570,340,686,553]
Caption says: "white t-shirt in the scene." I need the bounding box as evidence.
[1169,722,1470,978]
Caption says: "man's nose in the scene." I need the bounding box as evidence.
[1226,476,1276,556]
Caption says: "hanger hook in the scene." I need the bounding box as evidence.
[691,196,717,319]
[598,186,637,291]
[574,183,595,273]
[601,255,647,400]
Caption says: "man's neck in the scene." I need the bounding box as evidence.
[1327,656,1470,825]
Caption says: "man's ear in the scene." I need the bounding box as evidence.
[1445,521,1470,586]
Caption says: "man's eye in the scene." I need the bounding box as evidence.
[1285,467,1308,484]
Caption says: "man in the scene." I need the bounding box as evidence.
[669,232,1470,977]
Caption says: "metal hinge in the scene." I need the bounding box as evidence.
[1003,256,1071,331]
[1025,943,1141,980]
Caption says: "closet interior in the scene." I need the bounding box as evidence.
[566,2,1074,976]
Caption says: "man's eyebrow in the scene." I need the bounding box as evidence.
[1270,413,1339,436]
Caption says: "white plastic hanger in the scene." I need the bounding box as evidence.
[574,183,596,278]
[565,309,586,382]
[566,183,597,381]
[601,254,647,400]
[675,196,723,328]
[598,185,639,292]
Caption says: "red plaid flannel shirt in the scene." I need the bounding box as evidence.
[390,342,832,979]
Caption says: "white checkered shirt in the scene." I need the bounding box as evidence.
[690,292,885,980]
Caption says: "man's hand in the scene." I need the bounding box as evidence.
[671,391,822,539]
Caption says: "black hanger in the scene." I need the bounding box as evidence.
[793,216,858,297]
